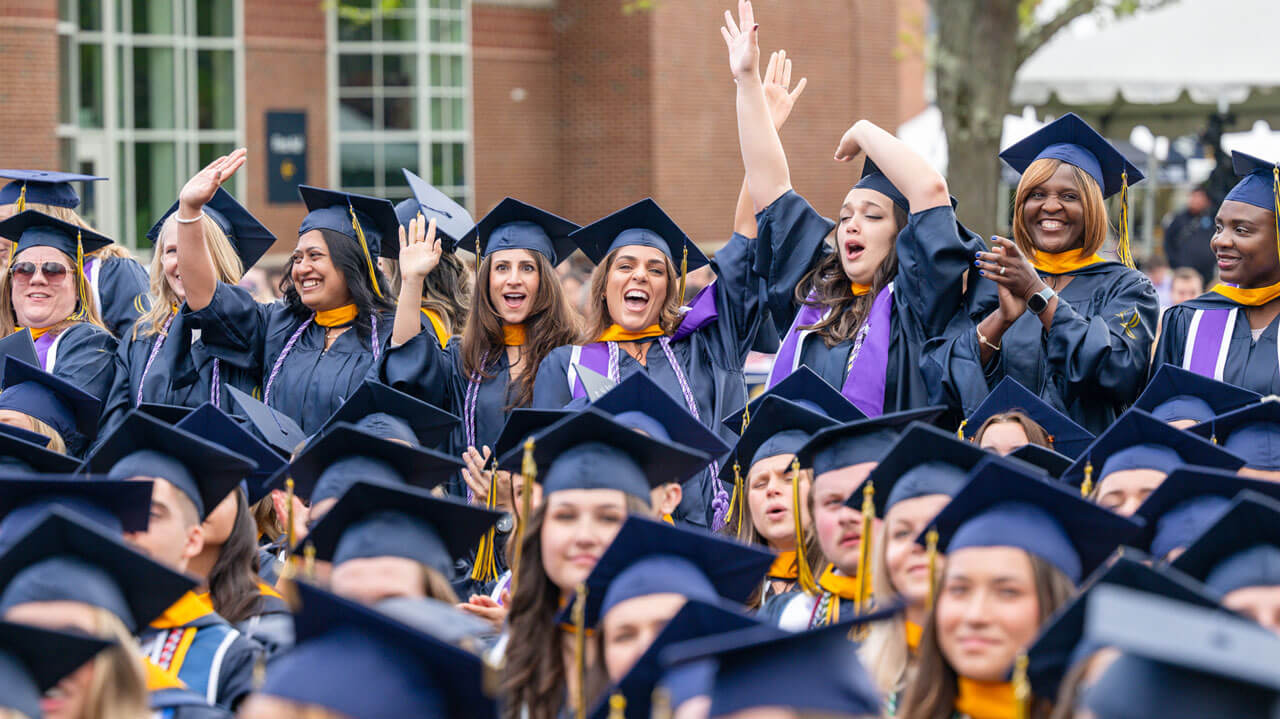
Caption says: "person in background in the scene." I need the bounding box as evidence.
[1164,186,1218,287]
[1144,255,1173,308]
[1169,266,1205,305]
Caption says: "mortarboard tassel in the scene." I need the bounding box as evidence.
[608,693,626,719]
[302,542,316,580]
[728,459,745,538]
[1013,652,1031,719]
[1272,165,1279,260]
[469,457,501,583]
[1116,171,1136,270]
[14,183,26,212]
[650,687,672,719]
[283,477,296,564]
[573,583,589,719]
[790,458,819,595]
[1080,459,1093,498]
[347,203,384,299]
[511,436,537,596]
[1210,419,1218,445]
[925,528,939,611]
[955,418,967,441]
[251,653,267,690]
[677,243,689,307]
[856,479,875,613]
[73,229,89,320]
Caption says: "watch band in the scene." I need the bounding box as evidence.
[1029,286,1056,315]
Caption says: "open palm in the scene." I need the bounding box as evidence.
[762,49,807,130]
[179,148,246,210]
[721,0,759,80]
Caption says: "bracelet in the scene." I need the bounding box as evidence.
[173,210,205,225]
[976,328,1001,352]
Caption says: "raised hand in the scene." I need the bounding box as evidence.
[762,49,807,130]
[834,123,865,163]
[720,0,759,81]
[398,213,441,283]
[179,147,246,213]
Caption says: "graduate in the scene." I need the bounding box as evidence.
[99,187,273,439]
[1186,398,1280,481]
[1131,364,1259,429]
[494,408,711,719]
[0,170,151,338]
[1127,466,1280,562]
[175,150,406,434]
[0,357,100,456]
[391,168,474,342]
[1152,151,1280,395]
[935,113,1159,436]
[894,461,1141,719]
[0,211,118,403]
[381,192,580,500]
[0,620,118,719]
[81,410,262,711]
[1059,408,1243,516]
[721,1,984,422]
[959,377,1094,458]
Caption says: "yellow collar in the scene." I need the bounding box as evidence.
[143,658,188,691]
[1211,280,1280,307]
[16,326,53,341]
[1031,248,1107,275]
[955,678,1017,719]
[817,564,861,601]
[150,591,215,630]
[258,581,284,600]
[769,551,799,580]
[503,323,527,347]
[596,324,664,343]
[905,620,923,652]
[420,308,450,348]
[314,304,358,328]
[661,513,674,524]
[851,282,871,296]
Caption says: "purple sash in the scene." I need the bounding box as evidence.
[569,342,613,400]
[767,285,894,417]
[1182,308,1236,380]
[34,331,56,370]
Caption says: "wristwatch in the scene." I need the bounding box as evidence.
[496,512,515,534]
[1027,286,1056,315]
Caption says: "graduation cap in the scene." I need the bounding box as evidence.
[398,168,475,253]
[0,620,116,719]
[175,402,286,500]
[492,408,572,459]
[83,410,256,520]
[374,596,495,648]
[1224,151,1279,215]
[146,187,276,270]
[1061,409,1244,493]
[999,113,1144,200]
[719,395,839,483]
[260,580,497,719]
[1081,584,1280,719]
[855,156,909,214]
[495,408,712,500]
[961,377,1094,458]
[1025,555,1221,700]
[0,427,79,474]
[660,604,902,719]
[321,380,459,451]
[301,479,501,578]
[298,185,400,259]
[284,422,464,505]
[1169,490,1280,598]
[0,421,53,449]
[573,364,616,402]
[853,422,1000,518]
[586,599,759,719]
[795,405,946,476]
[1134,365,1260,426]
[569,198,708,270]
[0,169,106,210]
[721,366,866,433]
[227,385,307,457]
[1128,466,1280,560]
[0,330,38,372]
[591,371,730,460]
[921,459,1142,583]
[135,402,195,425]
[461,196,579,265]
[1009,443,1073,477]
[566,516,773,628]
[0,209,113,259]
[0,357,102,455]
[0,506,197,632]
[1188,397,1280,471]
[0,475,153,540]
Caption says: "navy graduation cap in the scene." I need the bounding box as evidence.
[568,515,773,628]
[855,156,909,214]
[0,506,197,632]
[227,385,307,457]
[0,169,105,209]
[321,379,460,450]
[795,405,945,476]
[462,196,579,265]
[1008,443,1073,477]
[0,329,39,372]
[495,407,712,500]
[175,402,286,501]
[1188,397,1280,471]
[721,366,866,433]
[399,168,475,252]
[135,401,195,425]
[1025,554,1221,700]
[922,459,1142,583]
[1170,490,1280,598]
[0,421,53,449]
[492,407,572,459]
[962,377,1094,458]
[569,198,710,272]
[147,187,276,270]
[297,185,401,259]
[284,422,464,505]
[0,475,153,539]
[1128,466,1280,560]
[1061,408,1244,491]
[83,410,256,520]
[1133,365,1259,426]
[853,422,1000,518]
[260,580,497,719]
[0,426,79,474]
[0,357,102,455]
[999,112,1144,199]
[592,371,730,460]
[0,620,115,719]
[0,209,112,258]
[1225,151,1279,215]
[720,395,840,482]
[301,479,501,578]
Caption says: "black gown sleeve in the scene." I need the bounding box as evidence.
[182,282,271,373]
[752,190,837,335]
[96,256,152,338]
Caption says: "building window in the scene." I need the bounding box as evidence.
[57,0,244,248]
[329,0,471,209]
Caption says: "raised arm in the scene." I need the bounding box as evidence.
[391,214,441,346]
[834,120,950,212]
[175,149,246,311]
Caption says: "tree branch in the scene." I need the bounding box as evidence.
[1016,0,1099,66]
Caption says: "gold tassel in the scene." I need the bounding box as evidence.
[1273,165,1279,260]
[283,478,296,563]
[573,583,588,719]
[1210,421,1218,445]
[925,528,939,611]
[511,437,537,596]
[856,479,874,613]
[608,693,626,719]
[15,183,26,212]
[650,687,672,719]
[251,653,267,690]
[73,229,89,320]
[740,400,751,434]
[677,243,688,307]
[302,542,316,580]
[956,418,967,441]
[470,457,501,583]
[1117,171,1136,270]
[791,458,819,595]
[1013,652,1031,719]
[347,203,384,298]
[1080,460,1093,498]
[729,460,744,537]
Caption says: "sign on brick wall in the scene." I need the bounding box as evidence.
[266,111,307,204]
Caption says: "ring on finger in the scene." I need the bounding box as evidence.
[1000,266,1006,276]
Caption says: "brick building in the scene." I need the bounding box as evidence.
[0,0,924,257]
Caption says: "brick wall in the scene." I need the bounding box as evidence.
[0,0,60,170]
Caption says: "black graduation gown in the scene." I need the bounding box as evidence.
[184,282,392,434]
[924,261,1158,436]
[86,254,152,338]
[39,322,117,421]
[137,599,261,711]
[532,231,766,528]
[753,190,985,420]
[1152,291,1280,395]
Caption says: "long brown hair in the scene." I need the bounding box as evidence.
[581,248,682,342]
[1012,158,1111,259]
[136,214,244,339]
[720,464,824,609]
[380,252,472,336]
[793,203,906,347]
[461,250,578,410]
[0,247,105,336]
[896,553,1075,719]
[502,494,652,719]
[206,489,264,625]
[974,412,1054,450]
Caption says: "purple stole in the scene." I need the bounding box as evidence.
[1182,308,1238,380]
[766,284,894,417]
[33,330,57,371]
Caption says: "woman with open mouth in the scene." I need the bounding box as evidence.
[174,149,407,435]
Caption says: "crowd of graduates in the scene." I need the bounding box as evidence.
[4,2,1280,717]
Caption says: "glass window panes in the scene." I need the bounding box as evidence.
[382,54,415,88]
[430,54,463,87]
[339,54,374,89]
[77,42,104,128]
[78,0,102,30]
[132,47,177,129]
[429,17,463,43]
[382,13,416,42]
[133,142,178,247]
[383,143,418,185]
[196,0,235,37]
[341,143,377,188]
[59,36,74,125]
[340,96,375,131]
[131,0,175,34]
[197,50,236,130]
[383,97,416,130]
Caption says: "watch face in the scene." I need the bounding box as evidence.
[496,513,515,534]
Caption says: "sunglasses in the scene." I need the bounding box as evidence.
[9,261,72,281]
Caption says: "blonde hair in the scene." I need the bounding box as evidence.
[857,520,912,694]
[135,214,244,339]
[1012,158,1111,259]
[0,246,105,336]
[27,416,67,454]
[17,203,132,260]
[86,607,151,719]
[581,248,682,342]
